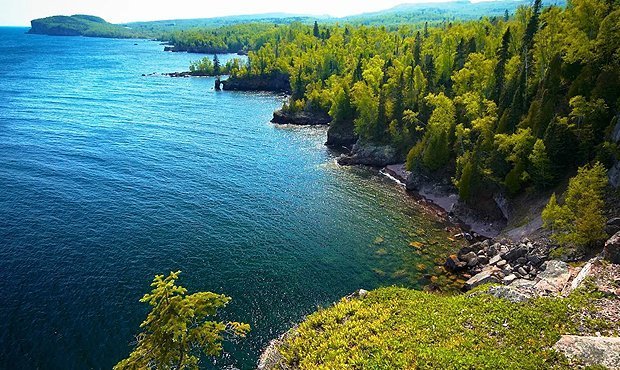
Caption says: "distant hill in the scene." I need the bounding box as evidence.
[341,0,566,25]
[124,13,327,33]
[28,0,568,38]
[28,14,140,38]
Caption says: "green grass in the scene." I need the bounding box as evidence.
[277,286,602,369]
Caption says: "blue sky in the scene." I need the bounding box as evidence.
[1,0,459,26]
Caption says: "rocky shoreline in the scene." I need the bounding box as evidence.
[222,72,290,93]
[445,238,552,290]
[271,109,332,125]
[257,232,620,370]
[206,83,620,370]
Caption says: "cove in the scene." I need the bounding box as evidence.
[0,27,457,369]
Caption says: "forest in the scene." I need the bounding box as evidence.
[179,0,619,212]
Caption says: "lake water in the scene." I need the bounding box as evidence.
[0,27,458,369]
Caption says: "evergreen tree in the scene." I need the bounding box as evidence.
[413,31,422,67]
[543,117,579,175]
[528,139,554,188]
[376,86,389,141]
[313,21,320,38]
[114,271,249,370]
[493,27,511,102]
[542,162,608,247]
[213,54,221,76]
[455,38,467,70]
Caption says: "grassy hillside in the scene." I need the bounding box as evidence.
[271,286,603,369]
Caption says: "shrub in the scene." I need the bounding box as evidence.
[542,162,608,248]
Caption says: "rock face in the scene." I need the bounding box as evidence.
[553,335,620,369]
[534,260,570,294]
[257,332,294,370]
[337,142,401,166]
[606,218,620,236]
[222,72,290,93]
[326,120,357,147]
[610,161,620,188]
[604,231,620,264]
[271,109,332,125]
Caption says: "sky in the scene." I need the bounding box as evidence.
[0,0,460,26]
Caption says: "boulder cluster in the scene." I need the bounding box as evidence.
[445,238,551,290]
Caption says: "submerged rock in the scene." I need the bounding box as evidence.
[445,254,467,271]
[553,335,620,369]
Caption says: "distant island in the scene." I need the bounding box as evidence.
[28,14,139,38]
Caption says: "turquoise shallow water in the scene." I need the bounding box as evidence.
[0,27,455,369]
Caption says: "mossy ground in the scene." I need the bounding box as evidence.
[277,286,607,369]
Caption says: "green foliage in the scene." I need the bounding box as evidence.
[542,162,609,247]
[277,286,601,369]
[170,0,618,203]
[528,139,554,189]
[114,271,249,370]
[29,15,140,38]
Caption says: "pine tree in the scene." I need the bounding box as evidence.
[458,155,477,201]
[376,87,389,141]
[493,27,511,102]
[542,163,608,247]
[213,54,220,76]
[114,271,249,370]
[455,38,467,70]
[313,21,320,38]
[528,139,553,188]
[413,31,421,67]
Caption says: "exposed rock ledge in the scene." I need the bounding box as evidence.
[271,109,332,125]
[325,120,357,148]
[553,335,620,369]
[337,142,402,167]
[222,72,290,93]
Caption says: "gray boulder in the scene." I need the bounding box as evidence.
[486,285,532,303]
[604,231,620,264]
[605,218,620,236]
[502,245,527,261]
[464,267,500,290]
[534,260,570,294]
[553,335,620,369]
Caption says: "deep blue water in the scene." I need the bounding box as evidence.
[0,27,454,369]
